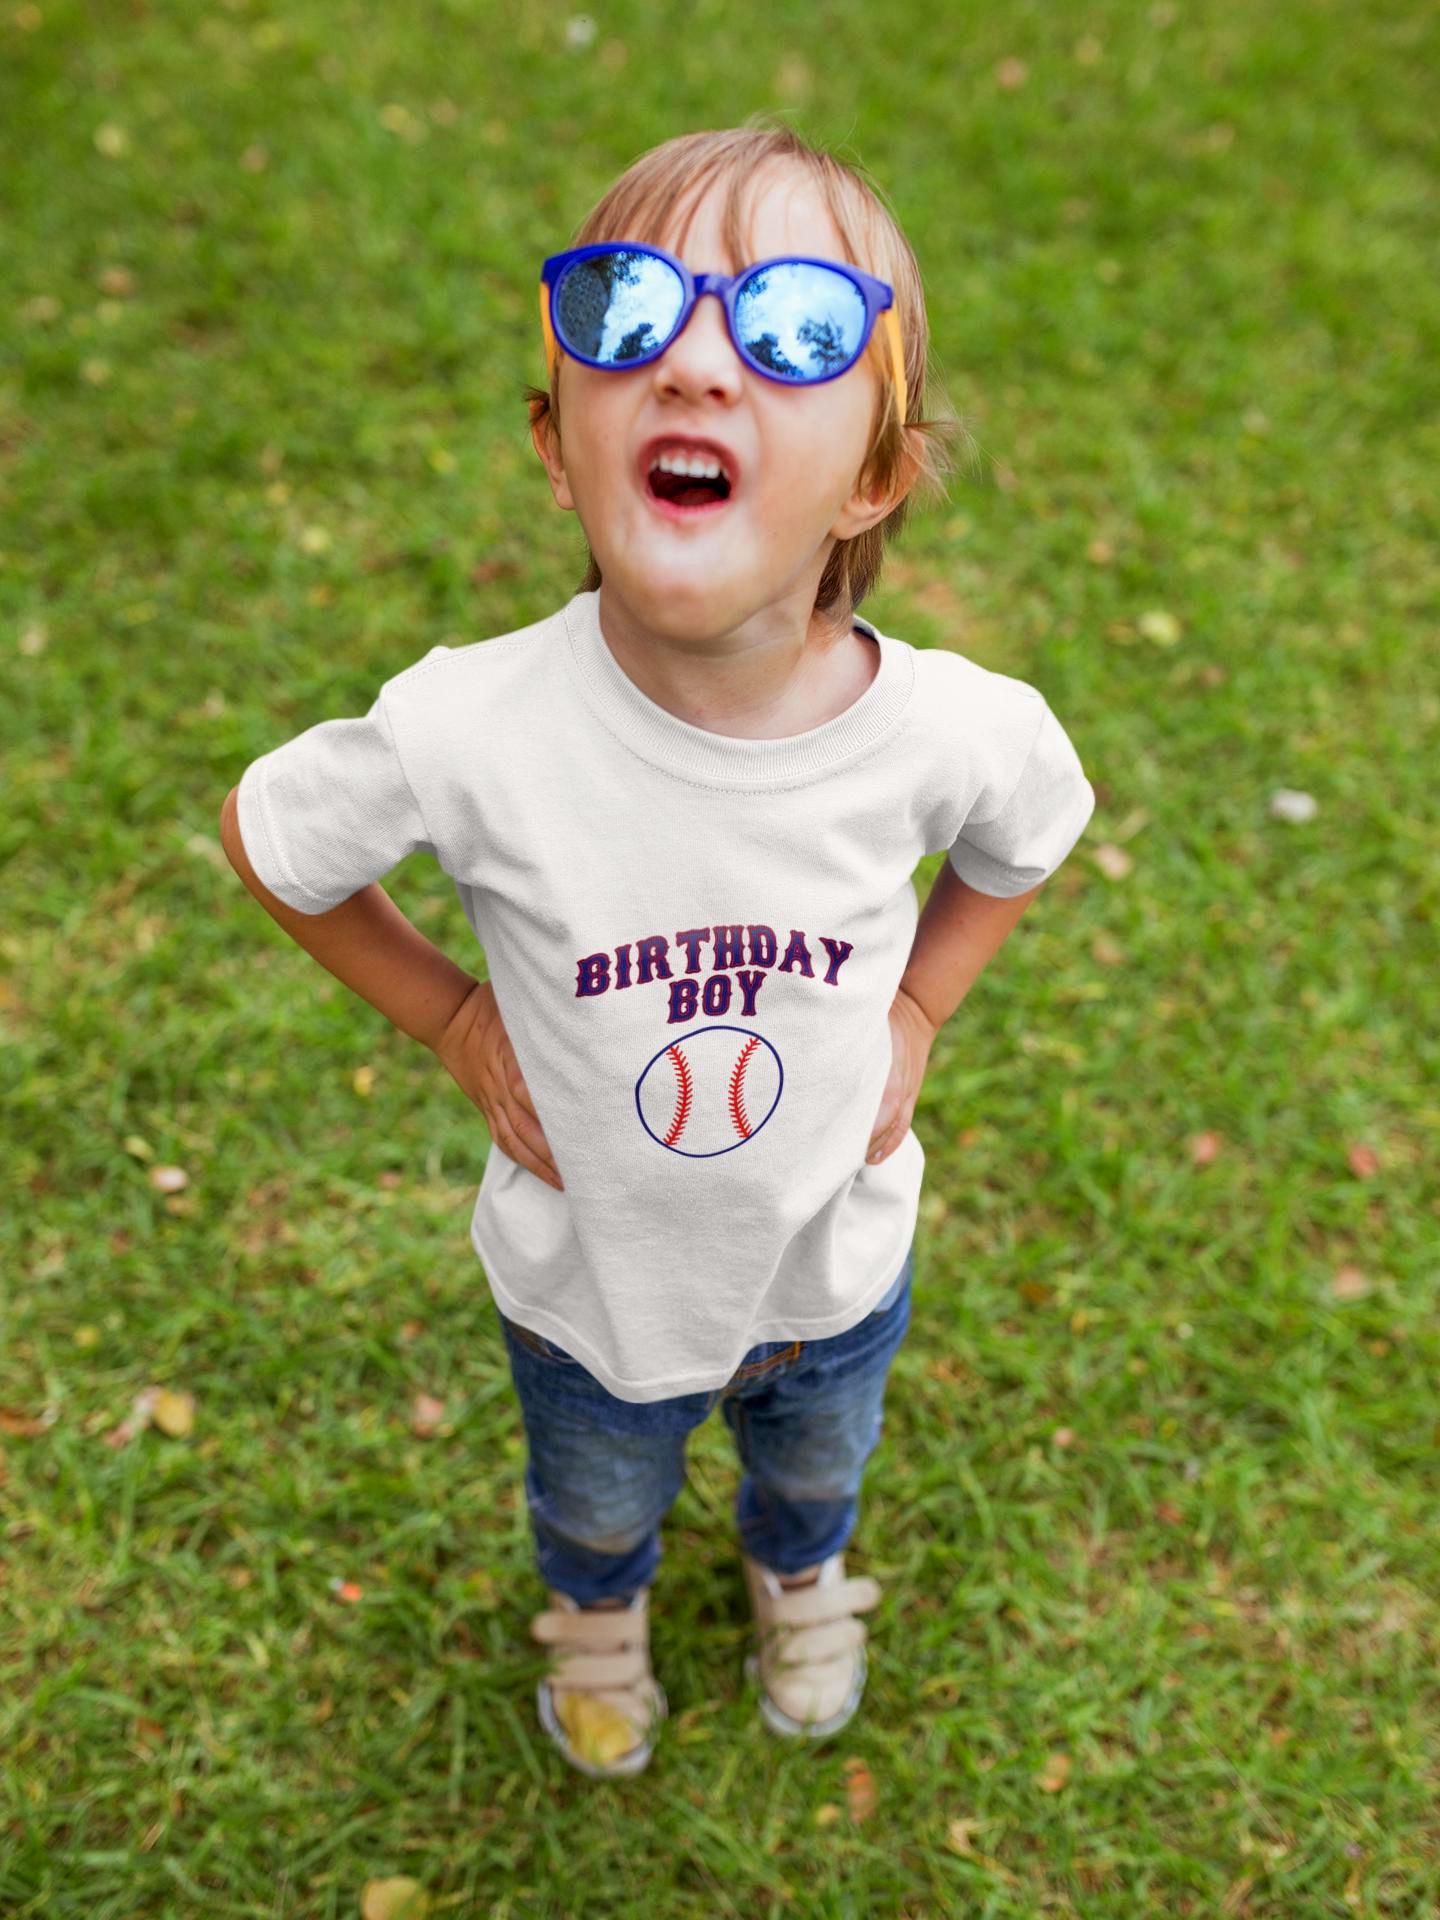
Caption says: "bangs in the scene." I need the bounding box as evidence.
[571,131,895,293]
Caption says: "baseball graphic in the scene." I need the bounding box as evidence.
[634,1024,784,1158]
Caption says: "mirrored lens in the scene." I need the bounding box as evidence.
[553,249,686,365]
[734,262,868,382]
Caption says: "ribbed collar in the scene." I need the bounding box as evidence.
[561,588,913,790]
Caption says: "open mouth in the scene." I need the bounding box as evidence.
[644,447,735,515]
[648,468,731,509]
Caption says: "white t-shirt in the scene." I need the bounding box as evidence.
[235,588,1096,1402]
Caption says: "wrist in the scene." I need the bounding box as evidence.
[897,980,945,1037]
[428,976,486,1056]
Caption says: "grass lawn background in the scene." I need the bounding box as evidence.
[2,0,1437,1913]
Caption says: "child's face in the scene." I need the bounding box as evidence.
[531,165,902,637]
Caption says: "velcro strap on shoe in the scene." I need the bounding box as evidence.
[544,1646,649,1688]
[753,1575,881,1629]
[531,1609,649,1650]
[760,1616,867,1666]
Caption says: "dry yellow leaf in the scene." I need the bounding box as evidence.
[554,1690,640,1768]
[360,1878,430,1920]
[1138,608,1183,646]
[151,1389,195,1438]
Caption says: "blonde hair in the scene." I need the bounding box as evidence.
[523,115,969,624]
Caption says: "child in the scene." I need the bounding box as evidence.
[220,120,1096,1780]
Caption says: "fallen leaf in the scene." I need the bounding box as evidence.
[147,1164,188,1193]
[995,55,1029,88]
[1190,1131,1222,1166]
[1346,1143,1380,1178]
[1053,1427,1076,1449]
[466,1569,499,1609]
[151,1389,195,1438]
[553,1690,640,1769]
[74,1325,100,1348]
[947,1816,980,1854]
[1154,1500,1184,1526]
[814,1802,843,1826]
[1036,1751,1072,1793]
[1138,609,1183,646]
[409,1392,446,1437]
[361,1878,431,1920]
[0,1406,58,1437]
[103,1388,157,1448]
[1331,1267,1370,1301]
[844,1756,876,1822]
[1268,788,1317,824]
[1092,843,1133,881]
[353,1064,375,1096]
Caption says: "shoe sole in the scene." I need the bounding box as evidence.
[744,1642,868,1739]
[536,1677,669,1779]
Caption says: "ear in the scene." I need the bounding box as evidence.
[530,406,576,512]
[828,451,915,541]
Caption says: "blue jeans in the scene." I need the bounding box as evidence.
[495,1239,915,1605]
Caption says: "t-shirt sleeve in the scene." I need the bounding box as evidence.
[947,698,1097,897]
[234,687,437,914]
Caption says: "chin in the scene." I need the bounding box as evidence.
[604,558,754,634]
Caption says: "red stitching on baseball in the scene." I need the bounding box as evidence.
[728,1036,760,1138]
[664,1044,693,1146]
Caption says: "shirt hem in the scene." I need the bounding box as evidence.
[470,1209,917,1403]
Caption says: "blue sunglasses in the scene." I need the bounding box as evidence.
[539,241,908,425]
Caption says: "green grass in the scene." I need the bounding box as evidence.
[3,0,1438,1913]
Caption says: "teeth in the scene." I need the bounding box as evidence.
[649,448,727,481]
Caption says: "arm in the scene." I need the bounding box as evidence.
[866,861,1044,1165]
[218,786,478,1051]
[898,858,1043,1035]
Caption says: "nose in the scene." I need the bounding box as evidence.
[651,290,743,406]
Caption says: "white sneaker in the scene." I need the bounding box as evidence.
[530,1586,668,1778]
[741,1551,882,1738]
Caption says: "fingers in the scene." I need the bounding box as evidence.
[482,1037,560,1187]
[488,1100,564,1191]
[504,1051,542,1123]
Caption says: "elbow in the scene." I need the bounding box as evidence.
[219,787,249,878]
